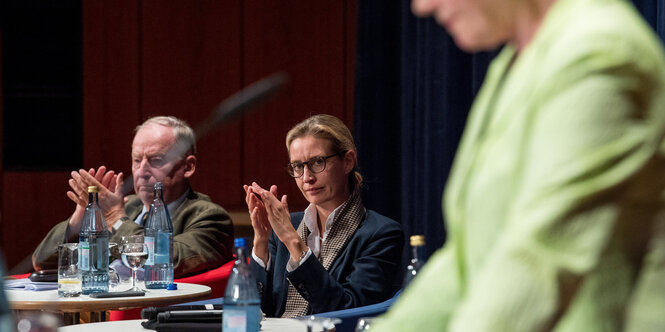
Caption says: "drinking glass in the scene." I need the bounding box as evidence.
[120,235,149,292]
[57,243,81,297]
[108,242,119,291]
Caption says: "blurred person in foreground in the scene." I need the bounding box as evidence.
[376,0,665,330]
[32,116,234,277]
[245,114,404,317]
[0,253,14,331]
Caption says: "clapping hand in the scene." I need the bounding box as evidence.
[66,166,126,232]
[245,182,305,263]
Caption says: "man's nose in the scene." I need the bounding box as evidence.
[135,159,152,177]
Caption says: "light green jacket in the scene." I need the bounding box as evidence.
[378,0,665,330]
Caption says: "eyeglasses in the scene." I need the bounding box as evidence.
[286,152,344,178]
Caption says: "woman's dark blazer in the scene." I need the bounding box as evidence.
[250,209,405,317]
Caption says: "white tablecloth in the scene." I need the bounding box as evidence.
[57,318,326,332]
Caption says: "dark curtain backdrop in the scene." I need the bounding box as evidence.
[354,0,665,269]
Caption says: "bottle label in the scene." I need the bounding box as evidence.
[144,236,155,266]
[78,241,90,270]
[224,309,246,331]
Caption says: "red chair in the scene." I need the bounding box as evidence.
[108,259,234,321]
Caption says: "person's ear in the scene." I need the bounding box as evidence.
[183,155,196,178]
[343,150,356,175]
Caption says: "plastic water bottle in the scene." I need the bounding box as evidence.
[79,186,110,294]
[144,182,174,289]
[223,238,261,332]
[403,235,426,287]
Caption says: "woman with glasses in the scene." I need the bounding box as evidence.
[244,114,404,318]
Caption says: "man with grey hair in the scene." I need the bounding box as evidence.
[33,116,234,277]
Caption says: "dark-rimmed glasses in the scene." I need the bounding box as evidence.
[286,152,344,178]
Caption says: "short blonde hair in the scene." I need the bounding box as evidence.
[136,116,196,156]
[286,114,362,191]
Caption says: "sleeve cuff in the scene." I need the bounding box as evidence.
[252,248,272,271]
[112,216,130,232]
[286,248,312,272]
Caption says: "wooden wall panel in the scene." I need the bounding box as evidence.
[242,1,352,212]
[2,172,74,270]
[82,0,141,171]
[140,0,244,209]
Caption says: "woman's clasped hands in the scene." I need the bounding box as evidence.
[244,182,304,263]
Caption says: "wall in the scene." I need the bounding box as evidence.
[0,0,356,272]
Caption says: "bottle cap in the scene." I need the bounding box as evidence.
[410,235,425,246]
[167,283,177,290]
[88,186,98,193]
[234,238,246,248]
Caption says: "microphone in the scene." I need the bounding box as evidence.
[142,304,224,321]
[194,71,289,139]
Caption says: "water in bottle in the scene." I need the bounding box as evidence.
[403,235,426,287]
[223,238,261,332]
[144,182,174,289]
[79,186,110,294]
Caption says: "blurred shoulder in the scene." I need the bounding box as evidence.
[540,0,665,69]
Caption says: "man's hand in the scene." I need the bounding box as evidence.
[66,166,118,236]
[67,166,127,231]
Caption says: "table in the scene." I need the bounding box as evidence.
[57,318,327,332]
[7,282,211,325]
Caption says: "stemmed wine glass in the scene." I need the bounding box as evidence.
[120,235,149,292]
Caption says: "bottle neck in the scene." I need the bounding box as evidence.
[235,246,247,264]
[153,188,165,203]
[88,192,97,205]
[411,244,424,261]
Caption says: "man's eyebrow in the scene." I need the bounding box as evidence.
[132,152,166,159]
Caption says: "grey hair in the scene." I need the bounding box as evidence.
[136,116,196,156]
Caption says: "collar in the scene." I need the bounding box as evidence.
[134,189,189,224]
[302,201,343,241]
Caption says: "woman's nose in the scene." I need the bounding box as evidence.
[302,166,316,182]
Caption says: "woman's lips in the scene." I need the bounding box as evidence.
[305,187,322,195]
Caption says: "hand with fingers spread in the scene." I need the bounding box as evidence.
[66,166,127,233]
[66,166,114,235]
[79,168,127,230]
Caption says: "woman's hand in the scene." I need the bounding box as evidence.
[250,183,307,262]
[244,183,275,263]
